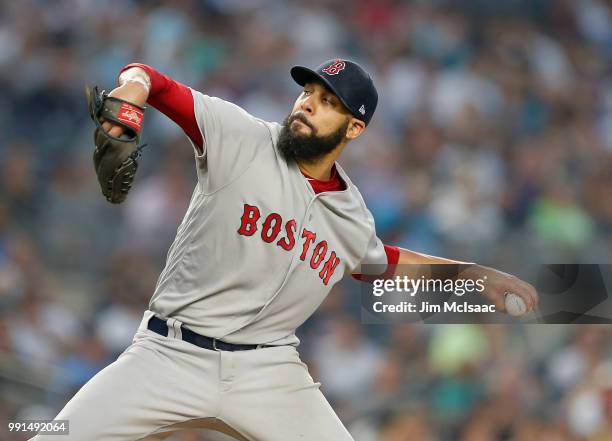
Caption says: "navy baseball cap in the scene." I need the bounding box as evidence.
[290,59,378,125]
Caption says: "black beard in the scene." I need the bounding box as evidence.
[277,113,348,163]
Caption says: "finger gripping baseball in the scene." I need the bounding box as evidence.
[86,85,147,204]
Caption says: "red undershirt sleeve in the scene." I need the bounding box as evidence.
[118,63,204,151]
[352,244,400,283]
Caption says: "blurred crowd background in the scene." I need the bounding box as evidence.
[1,0,611,440]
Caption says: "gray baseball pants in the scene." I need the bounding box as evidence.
[31,310,354,441]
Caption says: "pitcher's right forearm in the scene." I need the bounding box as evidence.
[108,63,203,150]
[109,67,150,106]
[118,63,204,149]
[100,67,150,136]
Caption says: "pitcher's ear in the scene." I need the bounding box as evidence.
[346,117,366,140]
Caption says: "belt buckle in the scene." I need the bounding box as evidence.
[212,338,219,351]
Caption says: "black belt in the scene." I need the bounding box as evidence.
[147,316,270,351]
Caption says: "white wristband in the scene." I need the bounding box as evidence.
[118,67,151,93]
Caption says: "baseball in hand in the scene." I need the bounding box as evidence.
[504,292,528,317]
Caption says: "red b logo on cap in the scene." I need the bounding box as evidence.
[322,60,346,75]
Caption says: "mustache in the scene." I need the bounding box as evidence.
[289,113,315,132]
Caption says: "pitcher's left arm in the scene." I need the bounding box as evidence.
[392,247,539,314]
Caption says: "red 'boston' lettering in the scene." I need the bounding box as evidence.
[261,213,282,243]
[310,240,328,269]
[237,204,260,236]
[300,230,316,261]
[277,219,296,251]
[319,251,340,285]
[237,205,343,285]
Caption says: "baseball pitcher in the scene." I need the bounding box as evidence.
[32,59,538,441]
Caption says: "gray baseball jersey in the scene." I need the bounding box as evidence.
[149,91,388,346]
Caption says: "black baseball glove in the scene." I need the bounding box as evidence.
[85,85,146,204]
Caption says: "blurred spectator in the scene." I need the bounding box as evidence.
[46,330,113,407]
[378,409,434,441]
[311,316,383,410]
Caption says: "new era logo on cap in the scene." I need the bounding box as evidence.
[359,105,365,115]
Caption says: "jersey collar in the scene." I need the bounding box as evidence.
[301,164,347,194]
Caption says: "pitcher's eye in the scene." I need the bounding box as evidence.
[323,96,336,107]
